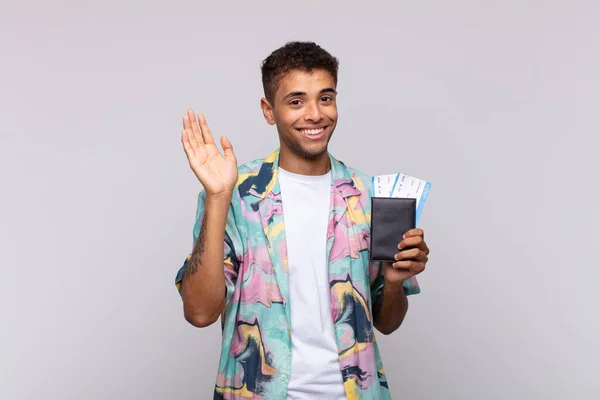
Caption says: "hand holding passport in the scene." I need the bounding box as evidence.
[369,173,431,262]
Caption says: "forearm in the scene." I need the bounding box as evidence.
[373,264,409,335]
[181,192,232,327]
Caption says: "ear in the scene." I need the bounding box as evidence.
[260,98,276,125]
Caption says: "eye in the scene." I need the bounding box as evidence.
[321,96,333,103]
[289,99,302,106]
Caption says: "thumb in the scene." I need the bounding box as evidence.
[220,136,236,161]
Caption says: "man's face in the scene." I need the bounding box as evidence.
[262,69,338,160]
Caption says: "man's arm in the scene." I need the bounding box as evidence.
[372,228,430,335]
[178,109,239,328]
[373,266,409,335]
[180,192,232,328]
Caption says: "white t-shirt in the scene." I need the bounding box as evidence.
[278,167,347,400]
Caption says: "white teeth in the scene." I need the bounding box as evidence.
[300,128,325,135]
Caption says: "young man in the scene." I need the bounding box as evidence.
[175,42,430,400]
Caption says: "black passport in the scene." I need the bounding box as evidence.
[369,197,416,262]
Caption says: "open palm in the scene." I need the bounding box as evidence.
[181,109,238,195]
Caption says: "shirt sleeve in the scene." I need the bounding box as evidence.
[175,189,243,306]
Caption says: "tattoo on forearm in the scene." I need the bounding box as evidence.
[186,214,208,278]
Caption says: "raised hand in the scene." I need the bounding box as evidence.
[181,109,238,196]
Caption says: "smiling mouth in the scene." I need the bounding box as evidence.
[297,127,327,136]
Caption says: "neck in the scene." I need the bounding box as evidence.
[278,147,331,176]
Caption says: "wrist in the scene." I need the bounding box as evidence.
[383,278,406,295]
[205,190,233,203]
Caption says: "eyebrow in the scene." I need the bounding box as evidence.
[282,87,337,100]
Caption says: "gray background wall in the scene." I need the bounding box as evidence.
[1,0,598,399]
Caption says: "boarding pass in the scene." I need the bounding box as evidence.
[371,173,431,225]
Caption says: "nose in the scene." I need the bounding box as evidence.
[303,101,323,123]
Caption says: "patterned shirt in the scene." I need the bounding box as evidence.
[175,149,420,399]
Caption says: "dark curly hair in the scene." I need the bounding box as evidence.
[261,41,339,104]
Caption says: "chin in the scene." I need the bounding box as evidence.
[288,143,328,160]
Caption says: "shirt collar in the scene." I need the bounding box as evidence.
[240,148,361,200]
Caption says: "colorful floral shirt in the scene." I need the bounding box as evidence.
[175,149,420,399]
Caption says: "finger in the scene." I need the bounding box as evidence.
[392,260,416,269]
[398,236,424,250]
[181,129,195,158]
[414,252,428,263]
[198,113,215,145]
[403,228,424,239]
[187,109,204,145]
[394,248,423,261]
[392,260,425,275]
[221,136,236,161]
[422,241,430,255]
[183,115,199,149]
